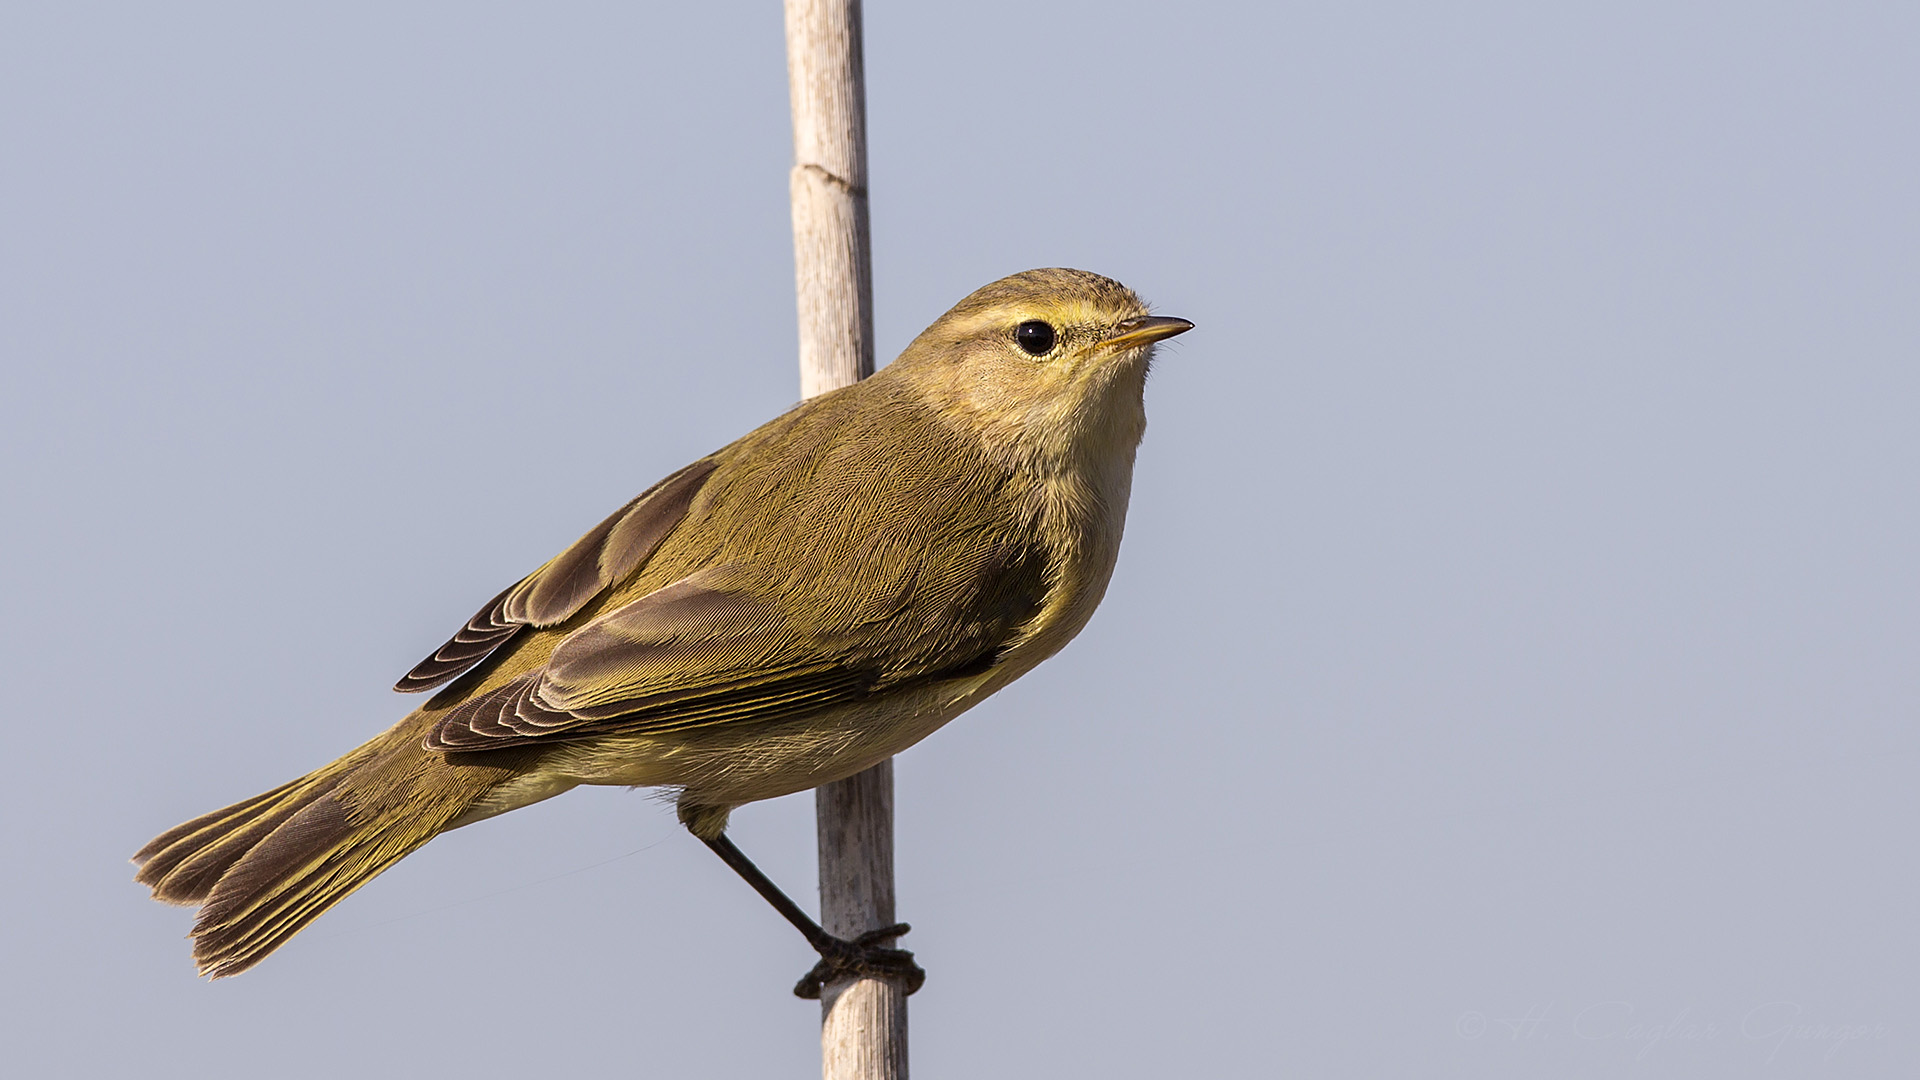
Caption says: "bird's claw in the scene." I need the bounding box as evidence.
[793,922,926,999]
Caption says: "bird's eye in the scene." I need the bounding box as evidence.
[1014,320,1056,356]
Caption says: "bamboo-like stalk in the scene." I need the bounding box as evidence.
[815,760,906,1080]
[783,2,905,1078]
[787,0,873,397]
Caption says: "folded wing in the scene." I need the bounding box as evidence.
[424,540,1049,751]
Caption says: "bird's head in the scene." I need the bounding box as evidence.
[888,268,1192,470]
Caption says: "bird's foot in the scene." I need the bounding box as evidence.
[793,922,925,999]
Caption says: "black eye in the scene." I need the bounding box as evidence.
[1014,320,1056,356]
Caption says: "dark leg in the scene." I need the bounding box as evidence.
[699,831,925,998]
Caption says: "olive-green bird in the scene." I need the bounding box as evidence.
[134,267,1191,986]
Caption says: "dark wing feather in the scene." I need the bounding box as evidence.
[394,460,716,693]
[392,584,526,693]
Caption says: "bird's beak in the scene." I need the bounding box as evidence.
[1100,315,1194,352]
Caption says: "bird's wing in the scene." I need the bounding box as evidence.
[393,460,718,693]
[422,539,1050,751]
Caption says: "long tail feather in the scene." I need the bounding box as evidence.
[134,772,352,906]
[133,730,523,977]
[190,792,427,978]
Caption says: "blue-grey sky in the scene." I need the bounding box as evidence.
[5,3,1916,1077]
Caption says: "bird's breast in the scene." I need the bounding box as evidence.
[984,445,1138,688]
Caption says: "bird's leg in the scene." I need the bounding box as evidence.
[698,830,925,999]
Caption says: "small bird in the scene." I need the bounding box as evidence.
[134,267,1191,987]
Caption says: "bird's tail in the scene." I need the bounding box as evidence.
[133,720,526,978]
